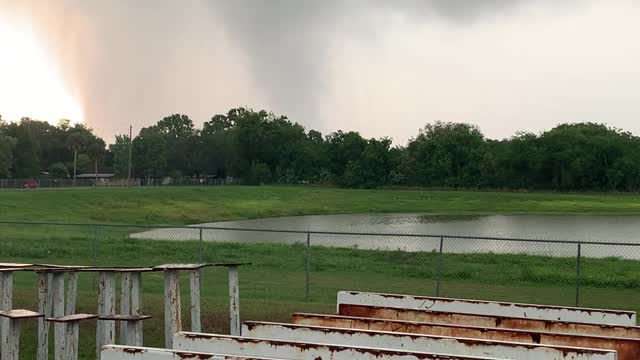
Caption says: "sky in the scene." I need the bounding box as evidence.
[0,0,639,144]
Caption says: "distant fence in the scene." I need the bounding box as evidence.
[1,220,639,311]
[0,177,235,189]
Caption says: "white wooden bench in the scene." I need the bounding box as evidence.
[79,266,154,357]
[0,309,42,360]
[292,312,640,360]
[337,291,637,326]
[173,332,505,360]
[326,304,640,338]
[100,345,287,360]
[47,313,97,360]
[242,320,616,360]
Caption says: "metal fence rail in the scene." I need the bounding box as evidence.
[0,177,234,189]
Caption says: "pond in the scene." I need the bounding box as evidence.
[131,214,640,259]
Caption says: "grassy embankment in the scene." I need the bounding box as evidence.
[4,185,640,223]
[1,186,639,358]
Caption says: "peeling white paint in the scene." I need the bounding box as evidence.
[338,291,637,326]
[242,321,615,360]
[100,345,287,360]
[173,332,504,360]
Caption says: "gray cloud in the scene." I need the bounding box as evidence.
[207,1,343,128]
[206,0,554,129]
[5,0,636,145]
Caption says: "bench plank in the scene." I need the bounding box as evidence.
[337,291,636,326]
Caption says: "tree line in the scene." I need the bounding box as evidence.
[2,108,640,191]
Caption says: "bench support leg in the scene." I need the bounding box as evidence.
[228,265,240,336]
[66,272,78,315]
[96,272,116,358]
[131,272,143,345]
[164,270,181,348]
[0,272,13,356]
[52,273,66,360]
[64,322,80,360]
[119,272,132,344]
[37,272,52,360]
[190,269,201,332]
[1,318,20,360]
[124,320,142,346]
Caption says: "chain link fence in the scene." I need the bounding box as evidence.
[1,220,638,342]
[0,177,235,189]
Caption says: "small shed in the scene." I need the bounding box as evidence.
[76,173,115,184]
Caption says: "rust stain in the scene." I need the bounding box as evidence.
[245,321,614,355]
[179,333,492,359]
[337,304,640,339]
[292,313,640,359]
[350,292,636,316]
[176,352,214,359]
[184,332,218,340]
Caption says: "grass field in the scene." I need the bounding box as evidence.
[3,185,640,224]
[1,186,639,358]
[4,230,640,358]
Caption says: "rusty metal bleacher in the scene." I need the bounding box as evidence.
[1,262,637,359]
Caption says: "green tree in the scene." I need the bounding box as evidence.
[228,108,277,179]
[109,135,131,178]
[492,133,543,189]
[155,114,198,176]
[201,115,233,178]
[75,154,91,174]
[87,141,106,178]
[358,138,393,188]
[1,119,73,174]
[133,127,167,178]
[407,122,486,187]
[13,119,41,178]
[0,131,16,178]
[538,123,631,191]
[248,161,272,185]
[341,160,365,187]
[66,132,89,183]
[326,131,367,183]
[49,162,69,179]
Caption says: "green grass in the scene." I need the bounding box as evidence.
[3,185,640,224]
[1,226,639,358]
[1,186,640,358]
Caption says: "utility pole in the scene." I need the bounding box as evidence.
[73,150,77,186]
[127,125,133,182]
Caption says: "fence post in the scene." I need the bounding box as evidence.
[199,227,204,263]
[92,226,99,290]
[305,232,311,300]
[575,243,582,307]
[435,236,444,297]
[92,226,99,267]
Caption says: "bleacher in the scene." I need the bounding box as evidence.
[1,262,637,359]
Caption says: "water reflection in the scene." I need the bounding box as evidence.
[131,214,640,259]
[417,215,482,223]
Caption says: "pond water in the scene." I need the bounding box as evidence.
[131,214,640,259]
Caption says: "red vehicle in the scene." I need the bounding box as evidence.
[23,181,39,189]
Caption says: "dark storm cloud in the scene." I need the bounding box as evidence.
[2,0,586,140]
[207,0,562,129]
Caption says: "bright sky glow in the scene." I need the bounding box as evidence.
[0,16,83,124]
